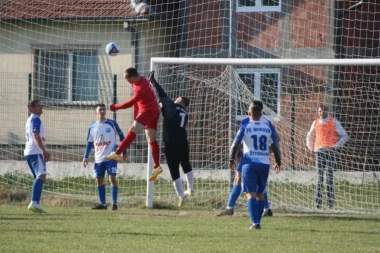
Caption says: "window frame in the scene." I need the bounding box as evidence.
[32,44,100,105]
[236,0,281,13]
[236,68,281,121]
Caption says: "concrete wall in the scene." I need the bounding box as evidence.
[1,161,379,185]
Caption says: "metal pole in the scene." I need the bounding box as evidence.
[113,74,117,121]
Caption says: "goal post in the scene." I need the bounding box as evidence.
[147,57,380,213]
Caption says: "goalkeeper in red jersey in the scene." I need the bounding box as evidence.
[103,67,162,181]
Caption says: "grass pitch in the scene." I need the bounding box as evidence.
[0,204,379,253]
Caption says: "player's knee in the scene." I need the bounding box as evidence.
[37,174,46,181]
[109,176,117,186]
[233,173,241,185]
[256,192,264,200]
[246,192,257,199]
[96,177,105,185]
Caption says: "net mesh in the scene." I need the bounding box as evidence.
[0,0,379,213]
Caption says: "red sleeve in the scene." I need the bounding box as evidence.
[112,85,143,110]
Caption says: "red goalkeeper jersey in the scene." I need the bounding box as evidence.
[111,76,159,118]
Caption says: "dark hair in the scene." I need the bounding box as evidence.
[249,103,262,118]
[28,100,40,109]
[94,103,106,109]
[253,100,263,110]
[181,97,190,107]
[125,67,139,78]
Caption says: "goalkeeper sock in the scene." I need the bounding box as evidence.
[247,198,259,224]
[185,171,194,191]
[173,178,185,198]
[227,184,241,209]
[149,141,160,168]
[31,178,44,203]
[116,131,136,155]
[110,186,118,204]
[97,185,106,205]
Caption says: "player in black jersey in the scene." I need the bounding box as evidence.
[148,71,194,207]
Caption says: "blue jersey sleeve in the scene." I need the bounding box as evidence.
[269,124,278,143]
[31,116,41,133]
[84,142,93,158]
[235,123,247,142]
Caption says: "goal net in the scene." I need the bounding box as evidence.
[150,58,380,214]
[0,0,379,214]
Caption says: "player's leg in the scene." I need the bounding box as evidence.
[92,163,107,209]
[107,160,118,210]
[262,190,273,217]
[180,144,193,196]
[255,164,270,225]
[217,158,244,216]
[315,151,325,209]
[25,154,46,213]
[104,120,144,160]
[145,112,163,181]
[326,150,335,209]
[165,143,186,206]
[242,162,260,229]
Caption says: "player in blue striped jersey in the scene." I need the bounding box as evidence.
[82,103,127,210]
[217,101,277,217]
[229,103,281,229]
[25,100,50,213]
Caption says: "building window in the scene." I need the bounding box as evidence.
[237,0,281,12]
[236,68,281,119]
[34,49,98,103]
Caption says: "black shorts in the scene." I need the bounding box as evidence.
[164,142,192,181]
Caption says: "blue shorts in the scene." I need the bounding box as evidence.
[25,154,46,178]
[241,158,270,194]
[94,160,117,178]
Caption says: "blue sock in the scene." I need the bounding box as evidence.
[264,192,270,209]
[97,185,106,205]
[247,198,259,224]
[258,200,265,223]
[110,186,118,204]
[227,184,241,208]
[31,178,44,203]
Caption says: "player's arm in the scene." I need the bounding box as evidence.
[306,121,316,151]
[110,86,143,111]
[229,124,245,169]
[270,142,281,173]
[333,119,349,148]
[31,118,50,162]
[148,71,176,119]
[32,131,50,162]
[83,128,93,167]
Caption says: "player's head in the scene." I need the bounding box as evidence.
[124,67,140,83]
[248,103,262,120]
[253,100,263,110]
[28,100,42,115]
[94,103,106,121]
[175,96,190,108]
[318,104,328,119]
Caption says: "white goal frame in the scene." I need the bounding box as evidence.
[146,57,380,208]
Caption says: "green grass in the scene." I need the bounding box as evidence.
[0,205,379,253]
[1,172,380,212]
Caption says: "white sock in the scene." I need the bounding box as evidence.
[227,206,234,210]
[185,171,194,191]
[31,201,37,205]
[173,178,185,199]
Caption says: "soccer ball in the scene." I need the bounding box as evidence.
[105,42,120,56]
